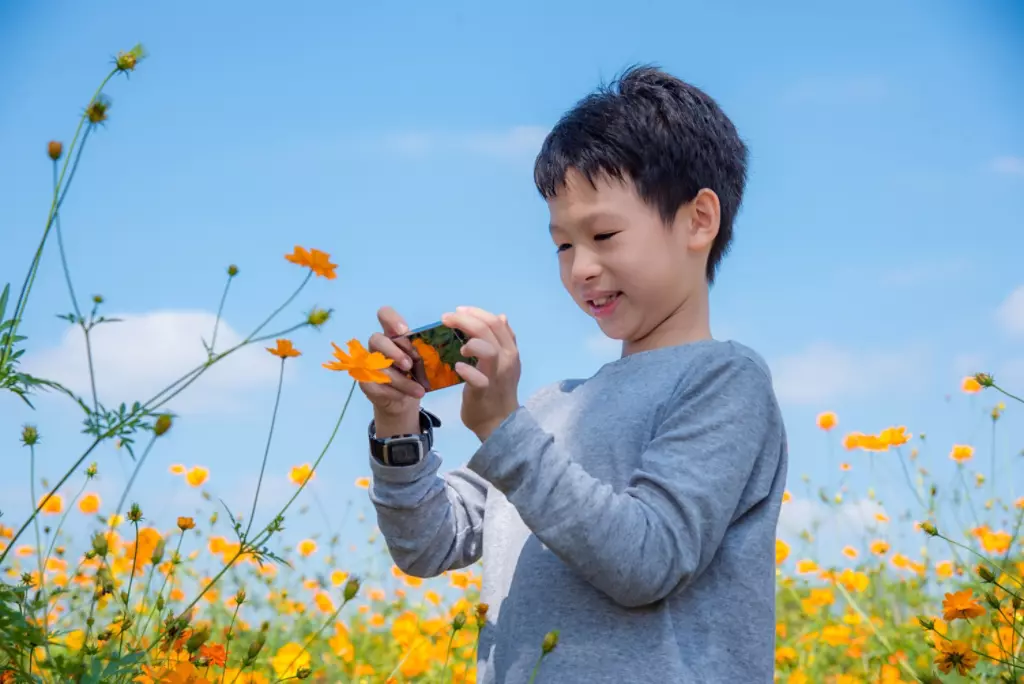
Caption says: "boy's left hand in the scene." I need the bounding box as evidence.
[442,306,521,442]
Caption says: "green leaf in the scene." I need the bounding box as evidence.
[0,283,9,320]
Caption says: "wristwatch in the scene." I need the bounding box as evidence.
[368,409,442,467]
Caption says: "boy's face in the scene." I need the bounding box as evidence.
[547,169,718,353]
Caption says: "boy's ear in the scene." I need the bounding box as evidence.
[682,188,721,252]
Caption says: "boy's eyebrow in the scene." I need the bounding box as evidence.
[549,211,621,234]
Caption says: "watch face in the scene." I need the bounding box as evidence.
[389,441,422,467]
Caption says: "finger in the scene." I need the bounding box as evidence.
[377,306,409,337]
[460,306,514,351]
[443,311,497,347]
[375,365,427,398]
[360,380,420,405]
[461,337,498,362]
[454,361,490,389]
[500,314,517,345]
[368,332,413,371]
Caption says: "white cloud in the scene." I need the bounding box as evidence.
[996,286,1024,337]
[990,156,1024,176]
[781,76,887,106]
[778,496,886,542]
[383,126,549,161]
[22,310,283,415]
[770,342,927,405]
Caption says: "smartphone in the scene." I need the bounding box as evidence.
[391,321,477,392]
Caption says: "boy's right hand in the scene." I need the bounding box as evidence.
[361,306,427,435]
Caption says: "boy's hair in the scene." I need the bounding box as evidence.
[533,64,748,285]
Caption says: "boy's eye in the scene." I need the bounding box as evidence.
[556,243,572,253]
[595,232,618,242]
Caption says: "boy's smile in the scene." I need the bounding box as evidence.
[547,168,718,356]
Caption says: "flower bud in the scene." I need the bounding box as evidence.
[47,141,63,160]
[452,612,466,630]
[919,521,938,537]
[541,630,559,654]
[154,414,173,437]
[343,577,360,602]
[127,503,143,523]
[917,616,934,630]
[977,564,996,583]
[177,517,195,531]
[227,264,239,277]
[297,667,312,680]
[21,424,39,447]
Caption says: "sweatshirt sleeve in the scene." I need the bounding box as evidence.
[466,354,784,608]
[368,450,488,578]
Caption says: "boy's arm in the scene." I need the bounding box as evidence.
[368,452,488,578]
[466,354,784,608]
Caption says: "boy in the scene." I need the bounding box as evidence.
[359,65,788,683]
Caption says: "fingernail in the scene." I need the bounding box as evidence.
[400,357,412,371]
[396,324,408,335]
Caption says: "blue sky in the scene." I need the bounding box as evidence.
[1,0,1022,580]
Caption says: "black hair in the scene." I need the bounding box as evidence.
[533,64,748,284]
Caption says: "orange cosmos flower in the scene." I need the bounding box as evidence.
[879,426,910,447]
[78,493,101,515]
[949,444,974,463]
[842,546,858,559]
[177,517,195,531]
[169,463,186,475]
[198,642,227,667]
[775,539,790,565]
[934,640,978,676]
[297,539,317,557]
[267,339,301,358]
[354,477,370,489]
[942,589,985,622]
[186,466,209,487]
[961,376,982,393]
[285,246,337,280]
[38,494,63,515]
[870,540,890,555]
[816,411,837,431]
[289,463,315,486]
[322,339,393,383]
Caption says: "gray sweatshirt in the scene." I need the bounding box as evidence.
[368,339,788,683]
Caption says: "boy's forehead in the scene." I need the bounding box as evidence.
[547,169,637,230]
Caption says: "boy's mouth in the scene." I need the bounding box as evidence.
[586,291,622,317]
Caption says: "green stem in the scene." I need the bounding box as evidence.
[209,275,233,357]
[247,271,312,342]
[896,446,926,510]
[442,629,457,683]
[935,533,1024,589]
[53,159,82,323]
[136,532,185,639]
[118,520,141,657]
[83,324,100,412]
[990,382,1023,405]
[0,323,305,567]
[152,386,354,656]
[111,433,158,523]
[28,444,55,667]
[526,653,546,684]
[1,71,113,367]
[243,358,287,541]
[276,596,354,680]
[834,581,919,682]
[220,602,242,683]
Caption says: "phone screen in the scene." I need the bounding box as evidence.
[392,321,477,392]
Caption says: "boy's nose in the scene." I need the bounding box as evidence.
[570,251,602,285]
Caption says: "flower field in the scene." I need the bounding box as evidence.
[1,45,1022,684]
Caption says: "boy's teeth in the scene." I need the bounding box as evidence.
[592,294,616,306]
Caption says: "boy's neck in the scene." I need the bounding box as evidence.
[622,286,712,357]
